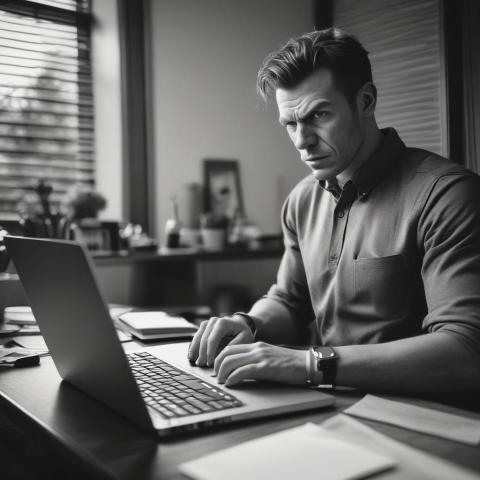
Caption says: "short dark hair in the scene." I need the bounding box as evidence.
[257,27,373,104]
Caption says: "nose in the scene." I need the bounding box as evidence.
[293,123,317,151]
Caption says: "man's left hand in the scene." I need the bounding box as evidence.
[213,342,307,387]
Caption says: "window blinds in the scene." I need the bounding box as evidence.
[0,0,93,219]
[334,0,447,156]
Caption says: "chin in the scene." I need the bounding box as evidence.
[311,169,334,182]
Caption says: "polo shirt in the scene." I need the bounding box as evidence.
[264,128,480,352]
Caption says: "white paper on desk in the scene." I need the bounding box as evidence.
[179,422,396,480]
[323,414,480,480]
[344,394,480,445]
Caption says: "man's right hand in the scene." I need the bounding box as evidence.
[187,314,255,367]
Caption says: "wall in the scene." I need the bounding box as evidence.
[91,0,124,221]
[148,0,315,241]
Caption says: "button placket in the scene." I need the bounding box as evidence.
[328,183,356,267]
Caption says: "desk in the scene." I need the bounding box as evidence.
[1,338,480,480]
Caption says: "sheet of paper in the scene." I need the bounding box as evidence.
[323,414,480,480]
[179,422,396,480]
[344,394,480,445]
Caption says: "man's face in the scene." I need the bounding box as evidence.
[276,68,366,183]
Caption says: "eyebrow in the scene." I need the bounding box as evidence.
[278,100,332,125]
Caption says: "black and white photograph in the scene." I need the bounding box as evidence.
[1,0,480,479]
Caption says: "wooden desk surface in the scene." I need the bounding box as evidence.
[1,341,480,480]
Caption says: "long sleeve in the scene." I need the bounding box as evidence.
[419,172,480,357]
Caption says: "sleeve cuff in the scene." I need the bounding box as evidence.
[233,312,257,339]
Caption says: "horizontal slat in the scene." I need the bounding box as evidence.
[0,155,94,164]
[0,48,91,64]
[0,28,79,46]
[0,109,93,119]
[0,119,92,130]
[0,168,94,181]
[0,19,80,40]
[0,39,81,58]
[1,93,92,108]
[0,60,89,78]
[0,160,93,172]
[0,128,93,141]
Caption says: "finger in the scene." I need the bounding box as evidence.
[225,363,264,387]
[216,351,257,384]
[196,317,218,366]
[187,320,208,362]
[209,330,251,367]
[206,322,236,367]
[206,317,250,366]
[207,317,255,366]
[213,343,254,375]
[227,329,253,346]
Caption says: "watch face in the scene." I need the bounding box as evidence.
[312,346,337,359]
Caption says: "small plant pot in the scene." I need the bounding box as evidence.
[201,228,225,250]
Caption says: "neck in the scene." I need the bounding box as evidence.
[336,120,383,188]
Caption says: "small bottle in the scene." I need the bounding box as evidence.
[165,196,182,248]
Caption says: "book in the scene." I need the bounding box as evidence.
[4,306,37,325]
[117,311,198,340]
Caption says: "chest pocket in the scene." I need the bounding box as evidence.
[353,254,408,318]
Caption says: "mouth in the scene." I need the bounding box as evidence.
[305,156,330,168]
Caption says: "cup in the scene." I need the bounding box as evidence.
[201,228,225,250]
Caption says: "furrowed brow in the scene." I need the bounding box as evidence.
[278,100,331,126]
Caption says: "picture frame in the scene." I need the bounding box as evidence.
[203,159,244,222]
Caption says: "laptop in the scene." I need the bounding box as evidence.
[5,235,334,436]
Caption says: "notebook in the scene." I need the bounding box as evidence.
[117,311,197,340]
[5,236,334,437]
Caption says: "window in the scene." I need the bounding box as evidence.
[0,0,94,219]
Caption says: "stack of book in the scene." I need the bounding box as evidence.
[3,306,41,335]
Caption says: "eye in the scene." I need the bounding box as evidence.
[312,111,329,120]
[285,121,297,131]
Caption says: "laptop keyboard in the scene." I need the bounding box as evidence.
[127,351,243,419]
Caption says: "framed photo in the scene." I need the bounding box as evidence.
[203,159,244,221]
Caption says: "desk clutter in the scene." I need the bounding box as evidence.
[0,306,40,336]
[0,339,48,368]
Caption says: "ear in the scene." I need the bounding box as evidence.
[356,82,377,117]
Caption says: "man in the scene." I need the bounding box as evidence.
[188,27,480,394]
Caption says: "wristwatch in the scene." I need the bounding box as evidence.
[310,346,338,387]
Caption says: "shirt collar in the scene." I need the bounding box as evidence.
[319,128,406,200]
[351,127,406,200]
